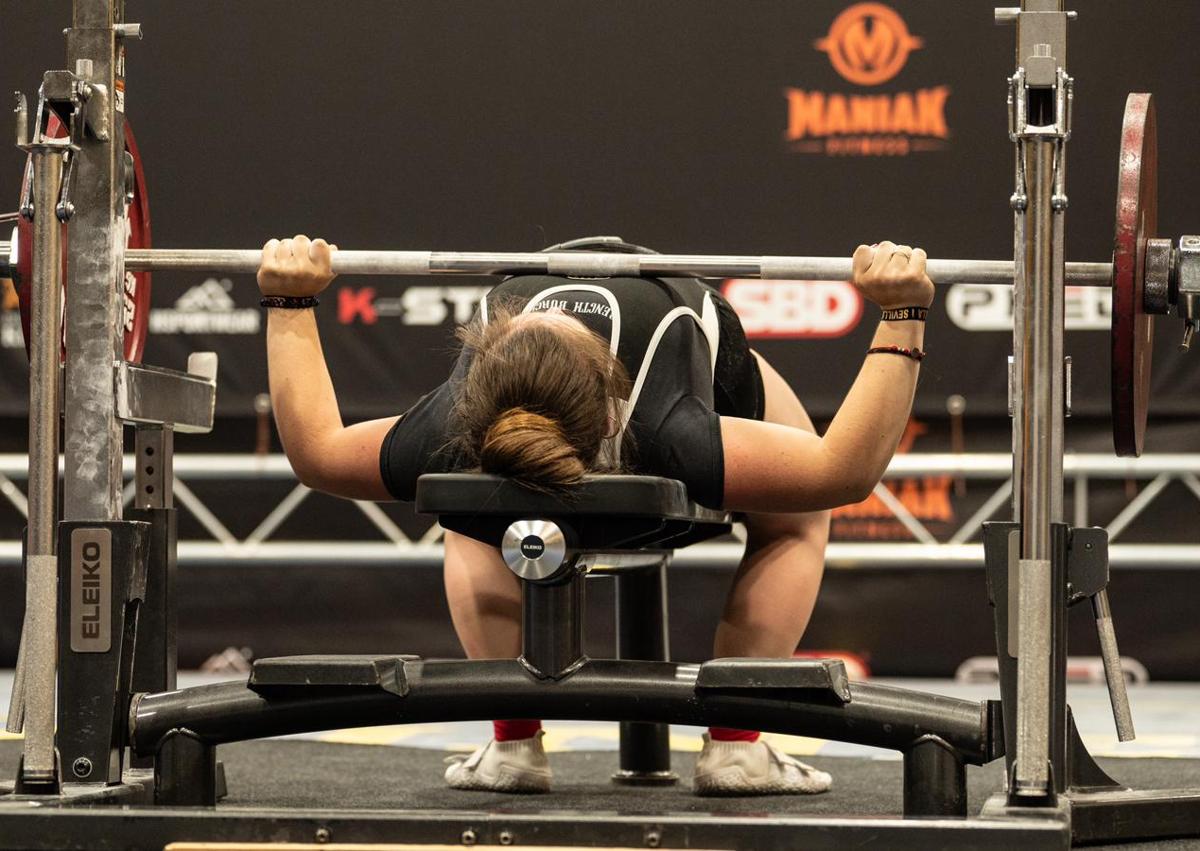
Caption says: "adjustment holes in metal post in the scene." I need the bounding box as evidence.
[144,446,154,457]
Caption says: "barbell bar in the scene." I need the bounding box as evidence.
[0,241,1116,286]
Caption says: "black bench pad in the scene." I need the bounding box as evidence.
[416,474,731,552]
[696,658,852,704]
[249,655,419,697]
[417,474,726,522]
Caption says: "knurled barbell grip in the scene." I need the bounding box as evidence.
[1092,588,1136,742]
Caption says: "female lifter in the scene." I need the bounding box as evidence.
[257,236,933,797]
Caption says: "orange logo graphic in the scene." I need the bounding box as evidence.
[831,420,957,541]
[785,3,948,157]
[815,3,924,86]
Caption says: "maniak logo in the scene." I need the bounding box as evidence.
[785,3,951,157]
[831,420,956,540]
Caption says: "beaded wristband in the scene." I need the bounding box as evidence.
[867,345,926,362]
[879,306,929,322]
[261,295,320,310]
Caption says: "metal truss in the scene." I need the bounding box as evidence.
[0,453,1196,569]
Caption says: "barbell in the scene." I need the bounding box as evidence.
[101,247,1123,285]
[3,93,1194,457]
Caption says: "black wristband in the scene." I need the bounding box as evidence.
[261,295,319,310]
[880,306,928,322]
[867,345,926,362]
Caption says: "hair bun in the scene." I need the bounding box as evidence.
[491,408,558,435]
[480,407,586,489]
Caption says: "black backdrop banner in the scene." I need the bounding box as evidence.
[2,0,1199,423]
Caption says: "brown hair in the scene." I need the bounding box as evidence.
[453,303,631,492]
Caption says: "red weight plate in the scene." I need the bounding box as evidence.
[122,121,152,363]
[1111,93,1157,457]
[15,115,152,363]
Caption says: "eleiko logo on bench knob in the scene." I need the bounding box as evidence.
[519,536,546,559]
[502,520,567,581]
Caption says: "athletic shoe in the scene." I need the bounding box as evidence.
[692,732,833,796]
[443,730,552,793]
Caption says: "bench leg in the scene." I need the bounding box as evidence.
[612,557,677,786]
[154,728,218,806]
[903,734,967,817]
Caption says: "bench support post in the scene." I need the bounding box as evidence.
[520,562,586,680]
[613,556,677,785]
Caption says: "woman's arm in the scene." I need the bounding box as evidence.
[722,241,932,514]
[260,235,397,500]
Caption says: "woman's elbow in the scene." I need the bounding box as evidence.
[282,433,344,494]
[847,475,878,506]
[814,479,874,511]
[814,452,879,508]
[288,455,329,492]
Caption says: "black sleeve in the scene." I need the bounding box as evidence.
[623,316,724,509]
[378,350,473,502]
[638,394,725,510]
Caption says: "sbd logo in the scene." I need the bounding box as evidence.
[722,280,863,339]
[785,2,951,157]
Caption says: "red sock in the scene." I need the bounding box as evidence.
[493,719,542,742]
[709,727,761,743]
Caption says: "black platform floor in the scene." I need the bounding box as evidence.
[6,739,1200,848]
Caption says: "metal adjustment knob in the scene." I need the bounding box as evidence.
[14,91,28,147]
[501,520,567,581]
[1177,237,1200,351]
[993,7,1020,25]
[1182,322,1198,353]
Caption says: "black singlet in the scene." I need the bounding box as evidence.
[379,275,731,507]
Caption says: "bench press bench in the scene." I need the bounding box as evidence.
[129,473,1003,814]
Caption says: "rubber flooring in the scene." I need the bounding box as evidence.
[4,739,1200,848]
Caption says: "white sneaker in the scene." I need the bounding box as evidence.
[443,730,552,793]
[693,733,833,796]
